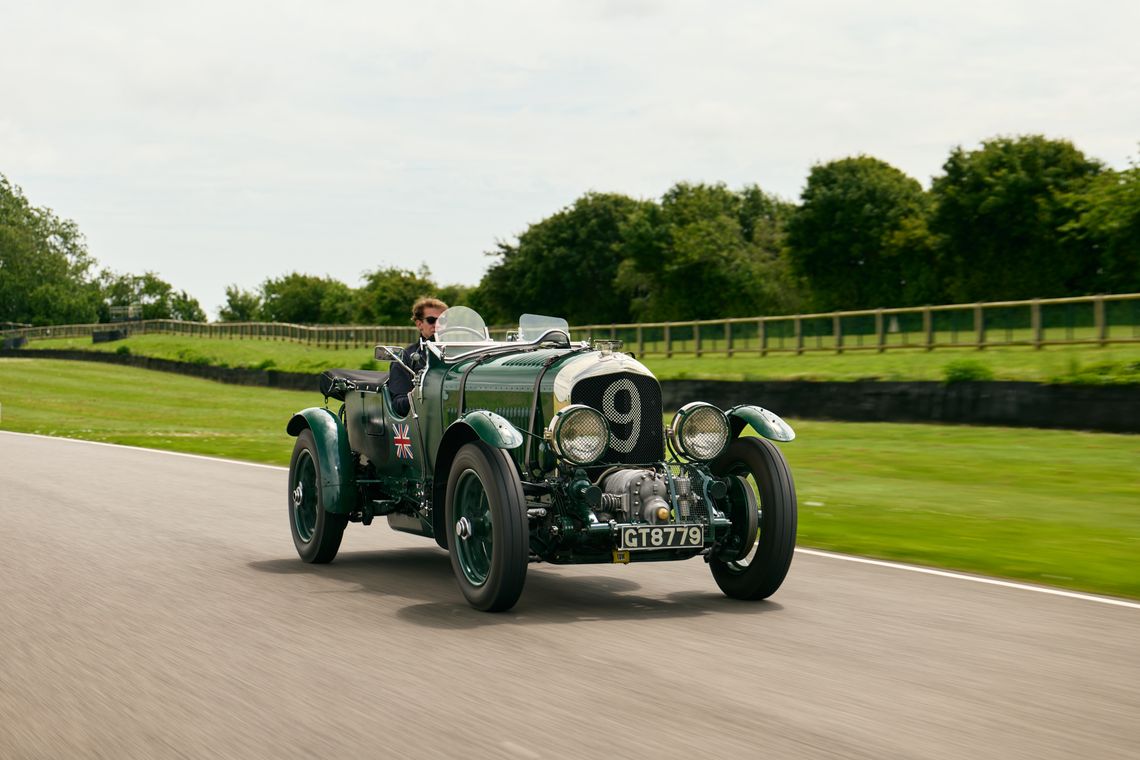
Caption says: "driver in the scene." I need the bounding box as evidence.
[388,296,447,416]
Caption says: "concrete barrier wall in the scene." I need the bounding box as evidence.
[662,379,1140,434]
[0,349,318,392]
[4,349,1137,433]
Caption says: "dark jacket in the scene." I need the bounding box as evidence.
[388,337,429,416]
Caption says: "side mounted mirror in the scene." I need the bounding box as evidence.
[375,345,415,374]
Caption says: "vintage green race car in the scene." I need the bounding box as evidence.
[286,307,797,612]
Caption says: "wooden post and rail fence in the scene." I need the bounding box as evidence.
[3,293,1139,356]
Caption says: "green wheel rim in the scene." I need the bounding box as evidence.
[292,449,319,543]
[454,469,493,587]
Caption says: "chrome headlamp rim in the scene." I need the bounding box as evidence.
[669,402,730,462]
[546,404,610,466]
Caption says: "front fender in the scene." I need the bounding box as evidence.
[286,407,356,514]
[727,405,796,442]
[458,409,524,450]
[430,410,524,549]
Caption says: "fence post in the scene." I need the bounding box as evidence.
[1095,295,1107,346]
[1032,299,1043,349]
[694,322,702,358]
[794,315,803,355]
[923,307,933,351]
[833,314,842,354]
[974,304,985,350]
[636,325,644,357]
[725,321,732,357]
[875,309,884,352]
[665,323,672,358]
[758,319,767,357]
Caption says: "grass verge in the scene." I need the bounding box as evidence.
[2,358,1137,599]
[0,358,311,464]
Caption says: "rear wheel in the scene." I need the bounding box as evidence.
[288,429,348,563]
[445,440,528,611]
[709,437,797,599]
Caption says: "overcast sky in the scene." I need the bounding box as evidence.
[3,1,1137,318]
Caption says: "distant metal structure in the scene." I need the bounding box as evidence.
[109,303,143,322]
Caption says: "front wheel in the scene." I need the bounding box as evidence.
[709,437,797,599]
[288,429,348,563]
[445,440,528,611]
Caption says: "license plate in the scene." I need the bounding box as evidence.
[618,524,704,551]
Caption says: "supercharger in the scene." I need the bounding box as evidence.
[597,468,712,524]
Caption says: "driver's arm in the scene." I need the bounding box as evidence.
[388,342,423,416]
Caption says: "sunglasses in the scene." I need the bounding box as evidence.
[418,316,439,325]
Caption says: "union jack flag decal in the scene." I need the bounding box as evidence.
[393,423,414,460]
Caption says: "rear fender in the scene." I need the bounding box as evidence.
[287,407,356,514]
[727,405,796,442]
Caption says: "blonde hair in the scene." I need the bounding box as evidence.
[412,297,448,322]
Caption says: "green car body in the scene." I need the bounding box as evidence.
[287,308,797,612]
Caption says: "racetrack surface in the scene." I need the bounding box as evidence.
[2,432,1138,760]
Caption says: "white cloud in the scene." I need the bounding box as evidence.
[2,0,1137,317]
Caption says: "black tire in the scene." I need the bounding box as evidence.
[288,429,348,564]
[445,440,528,612]
[709,437,797,600]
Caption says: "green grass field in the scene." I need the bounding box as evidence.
[3,358,1137,599]
[23,333,1140,383]
[0,358,311,463]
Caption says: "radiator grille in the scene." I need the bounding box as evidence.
[570,373,664,464]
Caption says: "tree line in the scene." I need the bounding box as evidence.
[3,134,1137,328]
[474,135,1138,324]
[0,174,206,326]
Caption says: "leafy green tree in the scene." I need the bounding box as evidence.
[618,183,803,321]
[258,273,353,324]
[99,271,204,321]
[786,157,936,311]
[436,282,472,312]
[218,285,262,322]
[0,173,102,325]
[169,290,207,322]
[930,135,1102,301]
[1063,161,1140,293]
[353,265,438,326]
[476,192,650,325]
[318,279,356,324]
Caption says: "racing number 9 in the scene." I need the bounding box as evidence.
[602,378,641,454]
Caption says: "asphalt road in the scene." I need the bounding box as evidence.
[2,431,1138,760]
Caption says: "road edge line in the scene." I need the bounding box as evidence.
[0,430,288,471]
[795,547,1140,610]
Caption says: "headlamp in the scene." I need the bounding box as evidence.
[669,402,730,461]
[547,404,609,465]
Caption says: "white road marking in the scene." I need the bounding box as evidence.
[0,430,287,471]
[4,431,1138,610]
[796,548,1140,610]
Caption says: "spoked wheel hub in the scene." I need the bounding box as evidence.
[453,469,493,587]
[444,441,529,611]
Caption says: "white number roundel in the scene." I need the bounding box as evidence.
[601,378,641,453]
